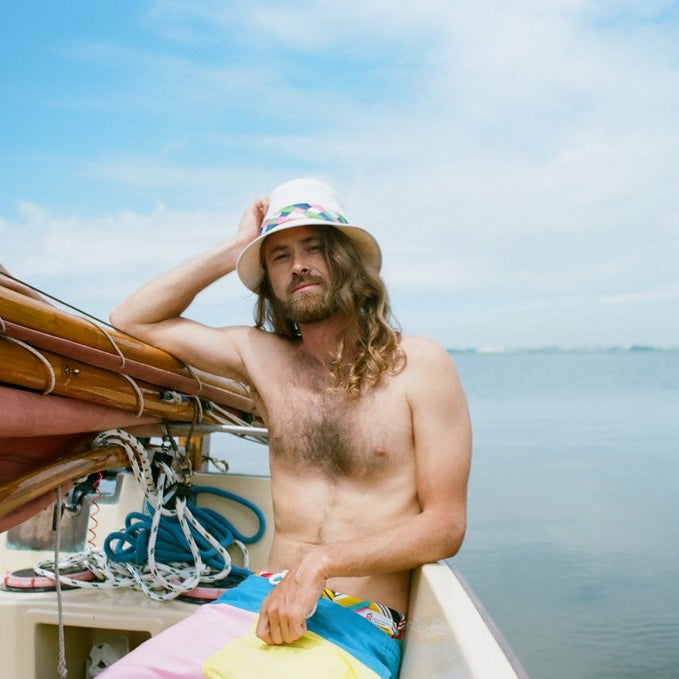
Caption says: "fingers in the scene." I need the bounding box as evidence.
[236,197,269,243]
[255,197,270,216]
[262,614,307,645]
[256,595,308,645]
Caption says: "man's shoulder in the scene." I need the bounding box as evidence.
[235,326,299,368]
[227,325,293,347]
[400,335,451,364]
[399,335,461,391]
[396,337,467,423]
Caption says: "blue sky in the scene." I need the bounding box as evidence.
[2,0,678,349]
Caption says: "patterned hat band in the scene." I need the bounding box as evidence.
[260,203,349,235]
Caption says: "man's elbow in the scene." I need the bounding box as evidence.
[109,305,125,330]
[109,305,140,336]
[439,520,466,560]
[420,507,467,562]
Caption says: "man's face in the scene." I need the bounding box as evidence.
[262,226,339,324]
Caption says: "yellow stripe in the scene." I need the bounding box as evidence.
[203,618,379,679]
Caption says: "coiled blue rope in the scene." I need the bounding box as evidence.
[103,485,266,577]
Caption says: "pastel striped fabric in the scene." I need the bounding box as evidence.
[261,202,349,235]
[99,574,401,678]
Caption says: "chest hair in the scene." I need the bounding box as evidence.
[269,388,387,478]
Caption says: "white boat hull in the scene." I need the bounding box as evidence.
[1,470,526,678]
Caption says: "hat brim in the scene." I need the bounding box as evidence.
[236,219,382,292]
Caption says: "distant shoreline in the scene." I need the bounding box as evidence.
[447,345,679,355]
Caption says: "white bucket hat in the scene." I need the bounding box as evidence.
[236,178,382,291]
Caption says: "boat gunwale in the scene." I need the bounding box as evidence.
[445,561,530,679]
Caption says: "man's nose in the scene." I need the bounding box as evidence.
[291,252,309,275]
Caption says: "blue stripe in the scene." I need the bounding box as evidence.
[213,574,401,678]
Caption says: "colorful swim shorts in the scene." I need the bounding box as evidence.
[256,570,407,641]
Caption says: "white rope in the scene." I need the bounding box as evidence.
[34,430,248,602]
[54,487,68,678]
[2,336,56,394]
[208,403,269,444]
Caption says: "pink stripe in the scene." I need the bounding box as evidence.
[99,604,256,678]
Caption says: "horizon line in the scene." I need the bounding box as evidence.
[447,344,679,355]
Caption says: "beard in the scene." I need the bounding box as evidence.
[276,278,339,324]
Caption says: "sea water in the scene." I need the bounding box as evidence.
[221,348,679,678]
[451,349,679,679]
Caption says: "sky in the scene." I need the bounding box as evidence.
[1,0,678,350]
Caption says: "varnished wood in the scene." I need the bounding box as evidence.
[0,444,128,520]
[0,339,227,423]
[0,286,256,416]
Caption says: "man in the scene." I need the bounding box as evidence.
[106,178,471,676]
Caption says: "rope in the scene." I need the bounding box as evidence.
[82,317,127,369]
[202,454,230,473]
[184,363,204,393]
[209,403,268,444]
[119,373,145,417]
[190,395,204,423]
[0,270,116,330]
[54,487,68,678]
[103,489,263,572]
[2,336,56,394]
[34,430,265,602]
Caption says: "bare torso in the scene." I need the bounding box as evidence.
[246,337,419,614]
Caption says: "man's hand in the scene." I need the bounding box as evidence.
[256,555,328,645]
[237,198,269,247]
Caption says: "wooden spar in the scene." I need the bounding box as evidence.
[0,284,265,530]
[0,285,188,372]
[0,338,228,423]
[4,319,255,415]
[0,444,128,520]
[0,286,257,416]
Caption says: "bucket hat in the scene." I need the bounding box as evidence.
[236,178,382,291]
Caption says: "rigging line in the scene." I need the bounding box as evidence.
[120,373,145,417]
[1,271,212,386]
[81,317,127,369]
[2,336,57,394]
[1,270,117,330]
[54,487,68,679]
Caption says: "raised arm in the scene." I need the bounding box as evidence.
[109,199,268,378]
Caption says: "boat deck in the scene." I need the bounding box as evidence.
[0,470,526,678]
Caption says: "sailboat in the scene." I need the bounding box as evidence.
[0,278,526,678]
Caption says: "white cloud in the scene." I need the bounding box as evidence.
[3,1,678,347]
[0,202,258,328]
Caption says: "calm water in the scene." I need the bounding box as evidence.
[220,349,679,677]
[451,350,679,679]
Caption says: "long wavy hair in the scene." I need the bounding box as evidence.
[254,227,405,395]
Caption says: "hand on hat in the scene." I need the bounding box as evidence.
[236,197,269,250]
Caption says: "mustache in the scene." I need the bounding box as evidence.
[287,273,325,294]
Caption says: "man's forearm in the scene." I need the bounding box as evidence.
[256,506,465,644]
[109,237,245,333]
[109,197,267,335]
[309,507,465,583]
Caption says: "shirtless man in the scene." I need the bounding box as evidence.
[109,178,471,653]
